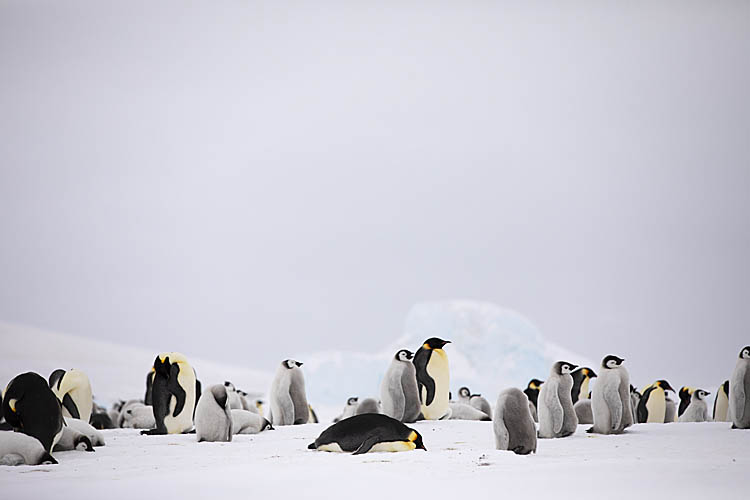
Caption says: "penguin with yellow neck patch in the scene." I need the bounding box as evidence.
[713,380,730,422]
[413,338,451,420]
[678,386,695,417]
[141,352,196,435]
[308,413,426,455]
[571,367,597,404]
[637,380,676,423]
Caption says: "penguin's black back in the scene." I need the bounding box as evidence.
[570,370,585,404]
[678,388,692,417]
[311,413,412,451]
[637,386,657,423]
[413,346,435,405]
[2,372,64,452]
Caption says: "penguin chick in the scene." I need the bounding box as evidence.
[678,389,710,422]
[538,361,578,438]
[494,388,536,455]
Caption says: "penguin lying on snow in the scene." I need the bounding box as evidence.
[308,413,426,455]
[231,409,273,434]
[678,389,710,422]
[121,403,156,429]
[195,385,233,442]
[0,432,57,466]
[494,388,536,455]
[55,417,106,452]
[448,402,490,421]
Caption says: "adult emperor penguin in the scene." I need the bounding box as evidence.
[678,387,695,417]
[571,367,597,405]
[380,349,422,423]
[48,368,93,423]
[494,388,537,455]
[524,379,543,422]
[538,361,578,438]
[308,413,426,454]
[588,355,632,434]
[678,389,710,422]
[141,352,197,435]
[713,380,730,422]
[0,432,57,466]
[231,409,273,434]
[729,345,750,429]
[269,359,309,426]
[145,368,155,405]
[3,372,64,452]
[413,337,451,420]
[637,380,676,424]
[195,384,233,442]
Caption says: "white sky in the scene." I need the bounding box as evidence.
[1,1,749,386]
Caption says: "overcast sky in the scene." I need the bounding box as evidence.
[1,1,748,386]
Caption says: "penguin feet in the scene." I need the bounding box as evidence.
[586,427,594,434]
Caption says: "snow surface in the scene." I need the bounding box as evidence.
[2,422,748,499]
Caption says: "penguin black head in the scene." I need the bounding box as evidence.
[39,452,58,465]
[527,379,543,390]
[422,338,451,350]
[75,435,95,452]
[223,381,236,391]
[582,367,597,378]
[554,361,578,375]
[458,387,471,398]
[656,380,676,393]
[48,369,66,390]
[693,389,710,400]
[408,429,427,451]
[262,418,274,431]
[283,359,303,369]
[154,354,175,376]
[395,350,413,362]
[740,346,750,359]
[347,397,359,406]
[602,355,625,369]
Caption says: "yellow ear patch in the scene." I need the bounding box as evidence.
[9,398,17,412]
[423,343,431,350]
[408,431,418,442]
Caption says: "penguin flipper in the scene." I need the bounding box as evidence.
[61,393,80,420]
[544,386,564,434]
[307,442,317,450]
[603,378,623,430]
[732,370,746,421]
[168,364,187,418]
[352,436,379,455]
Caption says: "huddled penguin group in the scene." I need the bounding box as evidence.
[2,340,749,466]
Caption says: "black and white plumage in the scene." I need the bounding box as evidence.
[494,388,537,455]
[589,355,633,434]
[141,352,197,435]
[269,359,309,426]
[713,380,730,422]
[231,409,273,434]
[2,372,64,452]
[538,361,578,438]
[413,338,451,420]
[729,346,750,429]
[678,389,710,422]
[380,350,422,423]
[0,431,57,466]
[48,369,93,423]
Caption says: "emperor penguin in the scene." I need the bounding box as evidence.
[48,368,93,423]
[145,369,155,405]
[223,381,243,410]
[121,404,156,429]
[448,402,491,421]
[308,405,319,423]
[470,396,492,420]
[665,394,677,423]
[538,361,578,438]
[334,397,359,422]
[637,380,676,423]
[354,398,381,415]
[308,413,426,454]
[195,384,233,442]
[3,372,64,452]
[494,388,537,455]
[678,389,710,422]
[54,425,95,452]
[0,432,57,466]
[140,352,197,435]
[231,409,273,434]
[678,387,695,417]
[588,355,633,434]
[380,349,422,423]
[413,337,451,420]
[729,345,750,429]
[630,385,641,423]
[713,380,730,422]
[456,387,472,404]
[571,367,597,405]
[524,379,543,422]
[574,399,593,424]
[269,359,309,426]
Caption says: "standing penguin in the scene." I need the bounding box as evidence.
[713,380,730,422]
[195,384,233,442]
[678,387,695,417]
[413,338,451,420]
[494,388,537,455]
[538,361,578,438]
[665,394,677,423]
[574,399,593,424]
[729,345,750,429]
[637,380,676,424]
[144,369,155,405]
[571,367,597,405]
[48,369,93,423]
[141,352,197,435]
[334,397,359,423]
[678,389,710,422]
[629,385,641,423]
[523,379,543,422]
[269,359,309,426]
[2,372,64,452]
[588,355,632,434]
[380,349,422,423]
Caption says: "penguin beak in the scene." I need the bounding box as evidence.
[296,362,303,367]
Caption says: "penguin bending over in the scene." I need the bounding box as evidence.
[0,432,57,466]
[494,388,537,455]
[538,361,578,438]
[637,380,676,423]
[588,355,632,434]
[3,372,64,452]
[308,413,426,454]
[380,350,422,423]
[678,387,695,417]
[729,345,750,429]
[231,409,273,434]
[413,338,451,420]
[195,384,233,442]
[49,369,93,423]
[448,402,490,421]
[470,395,492,420]
[269,359,309,426]
[141,352,197,435]
[678,389,710,422]
[571,367,597,405]
[355,398,381,415]
[713,380,730,422]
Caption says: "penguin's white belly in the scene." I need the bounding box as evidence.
[646,391,665,423]
[715,392,729,421]
[579,379,590,401]
[369,441,416,452]
[318,443,344,452]
[422,351,449,420]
